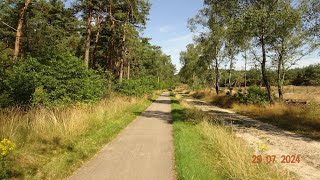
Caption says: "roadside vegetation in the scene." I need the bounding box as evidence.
[179,0,319,105]
[187,88,320,140]
[177,0,320,141]
[0,92,160,179]
[0,0,176,179]
[171,94,294,180]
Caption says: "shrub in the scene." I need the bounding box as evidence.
[234,86,270,105]
[116,76,159,96]
[0,55,106,107]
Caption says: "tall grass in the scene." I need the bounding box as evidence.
[199,122,292,179]
[232,103,320,139]
[1,95,136,141]
[189,89,320,139]
[0,93,154,179]
[171,95,292,180]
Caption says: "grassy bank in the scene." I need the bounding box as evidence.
[171,95,292,180]
[189,90,320,140]
[0,93,157,179]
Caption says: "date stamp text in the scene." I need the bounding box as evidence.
[252,155,301,164]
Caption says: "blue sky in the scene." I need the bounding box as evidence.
[66,0,319,71]
[143,0,319,70]
[142,0,203,71]
[66,0,203,71]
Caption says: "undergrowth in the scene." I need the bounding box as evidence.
[0,93,158,179]
[189,89,320,140]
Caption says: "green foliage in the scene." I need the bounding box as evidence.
[288,64,320,86]
[0,0,175,108]
[298,64,320,85]
[182,0,318,102]
[179,44,209,87]
[0,0,81,60]
[0,55,106,107]
[116,77,159,96]
[234,86,270,105]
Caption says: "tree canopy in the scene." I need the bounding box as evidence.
[180,0,319,103]
[0,0,176,107]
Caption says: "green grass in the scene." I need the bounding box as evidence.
[2,94,156,179]
[172,96,220,180]
[37,102,151,179]
[171,95,293,180]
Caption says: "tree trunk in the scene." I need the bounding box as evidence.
[228,58,233,91]
[215,58,220,95]
[107,4,115,71]
[119,24,126,83]
[244,52,247,90]
[91,14,102,69]
[119,58,124,83]
[281,57,286,93]
[277,53,284,100]
[127,60,130,80]
[211,64,216,87]
[260,34,273,104]
[224,64,227,88]
[277,41,287,101]
[84,6,93,68]
[14,0,31,60]
[192,72,195,89]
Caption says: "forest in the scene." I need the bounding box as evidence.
[179,0,319,103]
[0,0,176,107]
[0,0,176,179]
[0,0,320,179]
[173,1,320,179]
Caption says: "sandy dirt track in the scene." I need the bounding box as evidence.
[183,96,320,180]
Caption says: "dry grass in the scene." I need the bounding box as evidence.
[232,103,320,139]
[199,121,292,179]
[0,95,138,142]
[187,85,320,103]
[0,93,154,179]
[185,89,320,140]
[190,90,235,108]
[280,86,320,103]
[281,86,320,94]
[172,95,293,180]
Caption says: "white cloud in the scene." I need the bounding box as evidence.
[166,33,193,42]
[293,56,320,68]
[162,48,181,55]
[159,26,170,33]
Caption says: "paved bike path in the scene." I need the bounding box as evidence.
[69,92,174,180]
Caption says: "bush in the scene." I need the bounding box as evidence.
[233,86,270,105]
[0,55,106,107]
[116,76,159,96]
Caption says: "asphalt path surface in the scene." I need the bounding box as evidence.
[69,92,174,180]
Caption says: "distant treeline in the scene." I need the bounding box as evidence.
[288,64,320,86]
[180,63,320,88]
[232,63,320,87]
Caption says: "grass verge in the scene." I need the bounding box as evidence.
[171,94,292,180]
[0,93,158,179]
